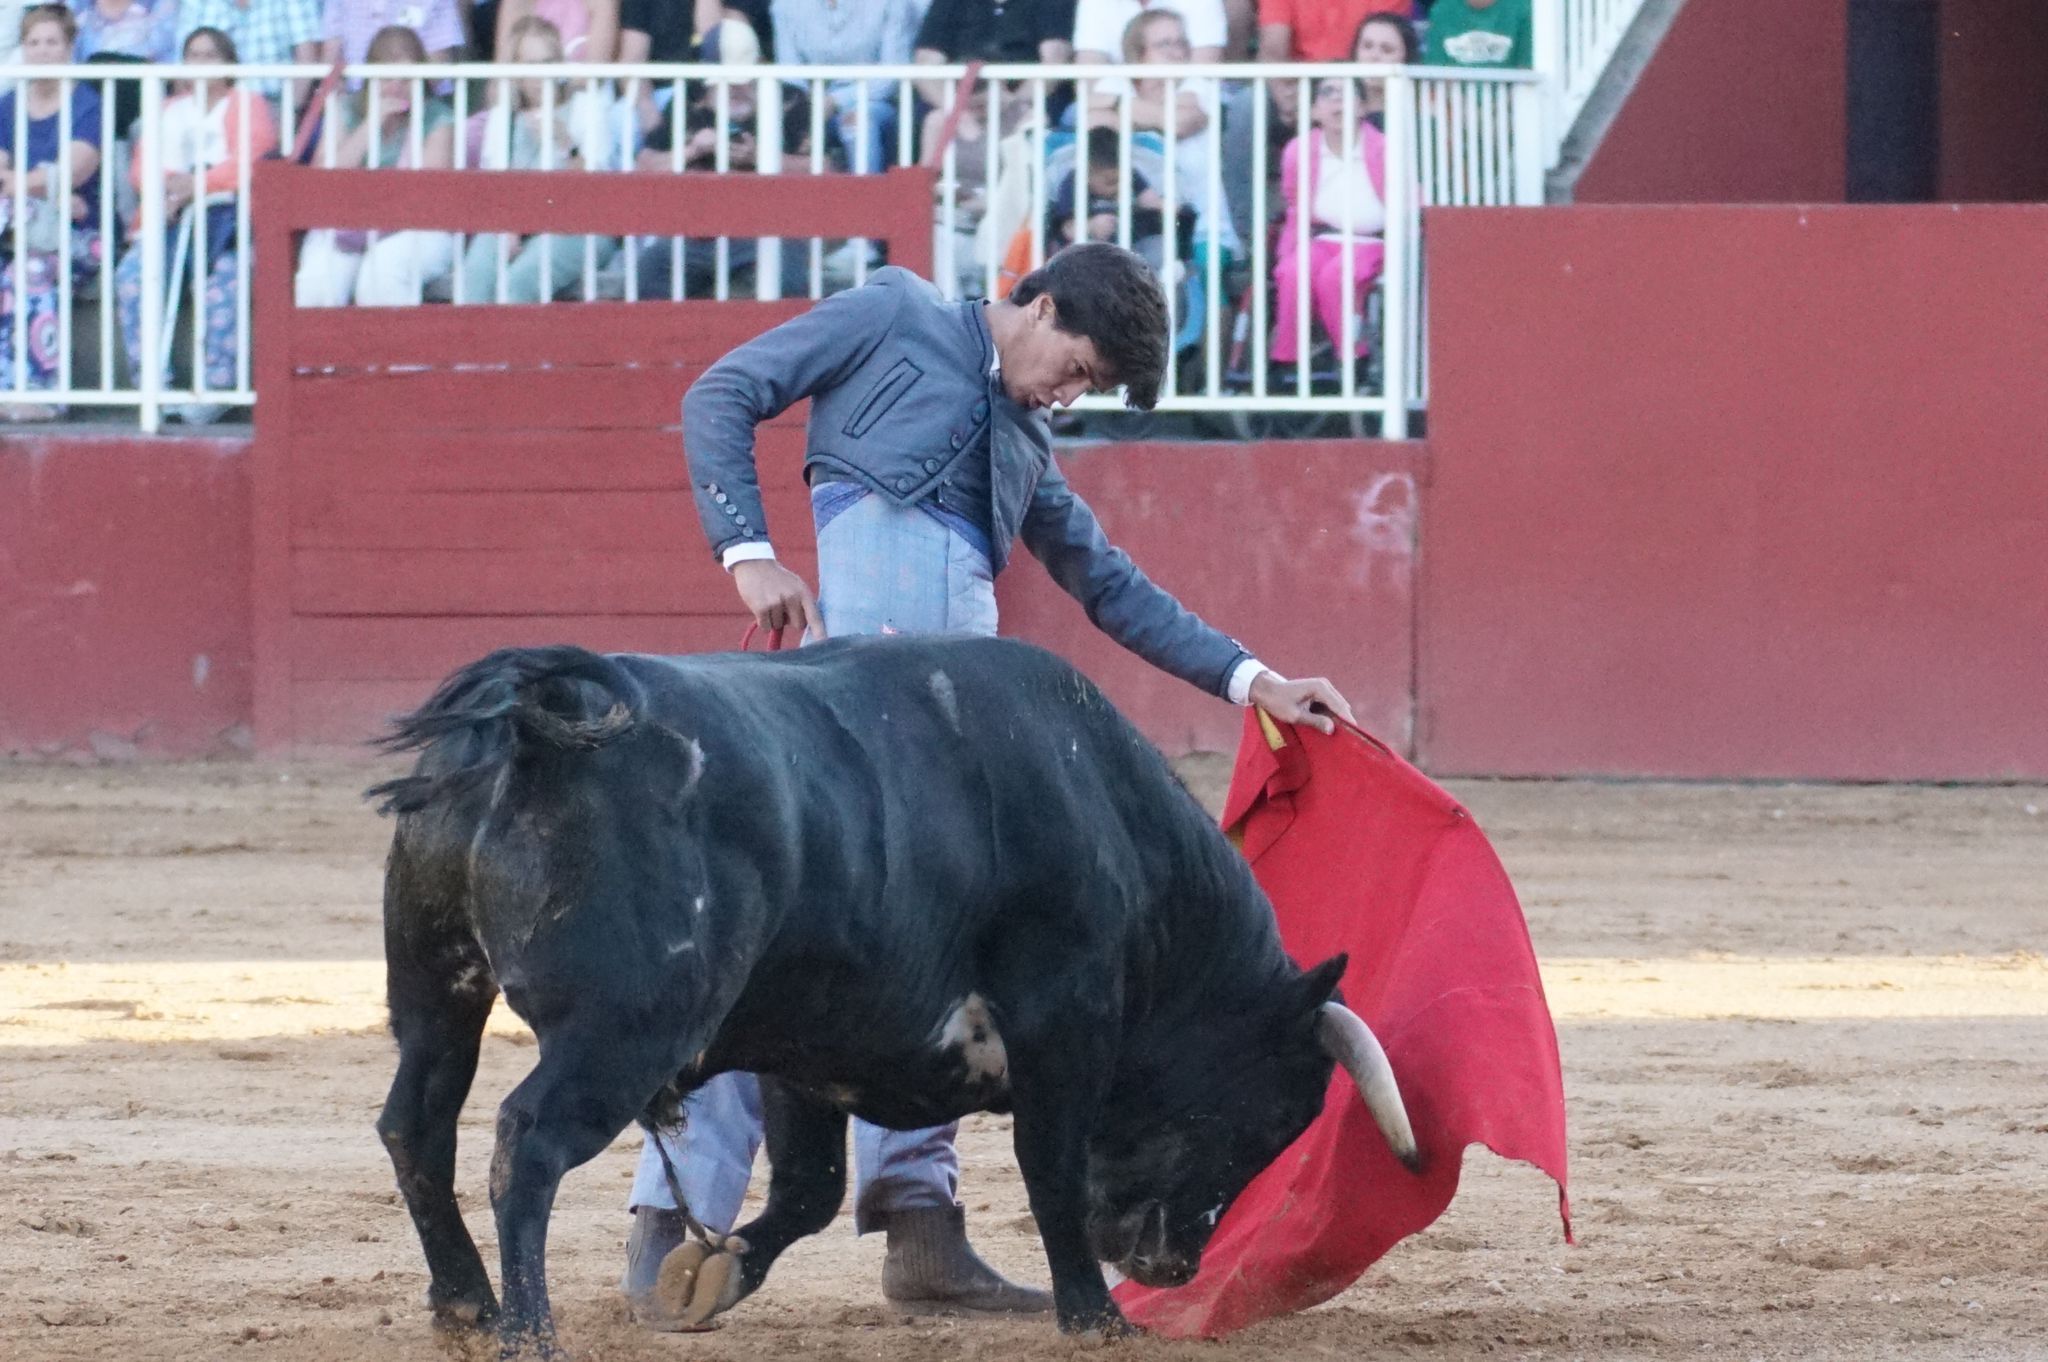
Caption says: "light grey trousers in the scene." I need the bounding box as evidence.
[631,484,999,1234]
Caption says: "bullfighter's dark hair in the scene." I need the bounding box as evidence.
[1010,241,1169,412]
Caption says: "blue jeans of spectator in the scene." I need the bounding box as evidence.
[633,234,809,301]
[631,485,998,1235]
[829,79,897,172]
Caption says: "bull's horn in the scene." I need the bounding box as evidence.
[1316,1003,1422,1171]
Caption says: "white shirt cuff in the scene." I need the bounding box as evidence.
[1227,657,1270,706]
[721,541,778,571]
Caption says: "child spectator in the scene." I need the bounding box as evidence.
[71,0,181,62]
[493,0,618,62]
[1423,0,1530,69]
[0,5,105,422]
[457,16,619,303]
[115,24,276,423]
[293,23,457,306]
[1271,74,1385,368]
[1048,125,1180,277]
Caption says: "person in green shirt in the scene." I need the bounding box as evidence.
[1422,0,1531,69]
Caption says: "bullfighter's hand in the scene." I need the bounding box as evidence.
[733,559,827,640]
[1249,670,1355,737]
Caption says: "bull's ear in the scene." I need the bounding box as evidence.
[1297,954,1349,1011]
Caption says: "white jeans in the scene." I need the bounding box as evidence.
[294,228,456,307]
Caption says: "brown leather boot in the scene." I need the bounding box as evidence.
[880,1205,1053,1314]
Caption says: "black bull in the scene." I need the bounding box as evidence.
[369,636,1418,1351]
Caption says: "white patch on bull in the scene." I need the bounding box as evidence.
[665,938,697,958]
[681,738,705,799]
[1200,1202,1223,1227]
[935,993,1009,1087]
[825,1084,860,1107]
[448,961,491,997]
[928,670,961,732]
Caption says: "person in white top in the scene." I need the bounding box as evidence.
[456,14,621,304]
[1271,75,1386,366]
[1071,0,1226,62]
[1082,8,1241,258]
[114,23,280,423]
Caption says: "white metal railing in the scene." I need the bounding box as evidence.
[2,61,1541,434]
[1533,0,1653,164]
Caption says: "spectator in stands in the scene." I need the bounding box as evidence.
[0,5,105,422]
[114,24,274,423]
[1271,74,1385,369]
[771,0,921,174]
[1258,0,1409,127]
[1259,0,1407,60]
[319,0,461,64]
[493,0,616,61]
[914,0,1070,163]
[620,1,768,147]
[1072,0,1223,64]
[456,15,618,302]
[1352,8,1417,128]
[1083,7,1238,258]
[293,23,456,306]
[71,0,182,62]
[620,0,767,64]
[178,0,323,105]
[1048,124,1172,273]
[1423,0,1529,69]
[630,21,811,300]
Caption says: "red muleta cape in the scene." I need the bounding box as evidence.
[1112,712,1572,1337]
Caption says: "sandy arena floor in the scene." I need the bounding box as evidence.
[2,759,2044,1362]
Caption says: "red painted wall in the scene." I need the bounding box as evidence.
[1938,0,2048,201]
[0,433,1412,761]
[1421,204,2048,780]
[998,441,1421,755]
[1575,0,1848,203]
[0,434,252,758]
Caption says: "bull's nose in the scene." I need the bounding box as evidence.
[1123,1253,1198,1288]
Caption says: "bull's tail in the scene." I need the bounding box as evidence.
[366,646,642,815]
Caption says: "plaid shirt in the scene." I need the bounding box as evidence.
[178,0,324,94]
[321,0,465,63]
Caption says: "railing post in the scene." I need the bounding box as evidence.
[1512,81,1547,204]
[754,72,783,301]
[1380,72,1413,441]
[1531,0,1567,166]
[137,72,166,434]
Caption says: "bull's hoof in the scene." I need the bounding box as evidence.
[494,1322,559,1360]
[635,1236,750,1332]
[1055,1305,1143,1339]
[426,1291,499,1334]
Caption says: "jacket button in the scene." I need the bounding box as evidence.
[713,491,729,504]
[895,475,914,492]
[973,400,989,421]
[949,431,964,450]
[724,504,739,517]
[923,458,941,473]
